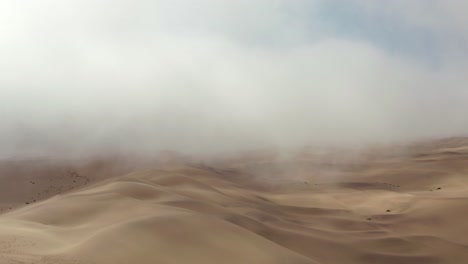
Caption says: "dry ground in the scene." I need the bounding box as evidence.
[1,138,468,263]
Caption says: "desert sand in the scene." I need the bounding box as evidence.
[1,138,468,263]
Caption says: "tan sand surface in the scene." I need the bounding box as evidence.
[1,139,468,263]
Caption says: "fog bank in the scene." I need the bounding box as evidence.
[1,1,468,157]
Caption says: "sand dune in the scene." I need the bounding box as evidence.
[1,139,468,263]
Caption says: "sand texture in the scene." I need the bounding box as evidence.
[1,140,468,263]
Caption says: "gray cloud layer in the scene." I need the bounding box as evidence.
[0,1,467,157]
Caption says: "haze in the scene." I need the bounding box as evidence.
[3,2,468,264]
[1,0,468,157]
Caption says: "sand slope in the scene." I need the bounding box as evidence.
[1,140,468,263]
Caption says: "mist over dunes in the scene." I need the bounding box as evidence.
[2,1,468,263]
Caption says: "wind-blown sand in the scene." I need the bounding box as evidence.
[1,139,468,263]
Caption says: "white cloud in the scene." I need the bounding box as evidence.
[0,1,467,156]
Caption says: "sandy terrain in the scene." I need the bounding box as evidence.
[1,138,468,263]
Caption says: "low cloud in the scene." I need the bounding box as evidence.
[0,1,467,157]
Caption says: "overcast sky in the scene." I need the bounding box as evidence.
[1,0,468,157]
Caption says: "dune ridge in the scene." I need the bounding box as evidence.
[1,139,468,263]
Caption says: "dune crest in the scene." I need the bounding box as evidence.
[1,139,468,263]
